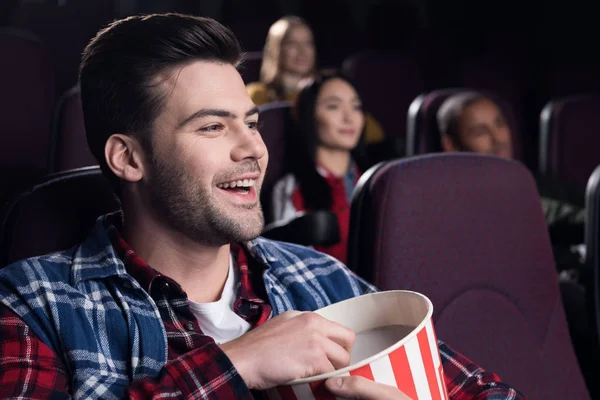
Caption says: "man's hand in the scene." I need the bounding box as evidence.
[219,311,355,390]
[325,376,413,399]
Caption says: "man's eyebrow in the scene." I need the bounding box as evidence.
[246,106,259,117]
[178,106,259,129]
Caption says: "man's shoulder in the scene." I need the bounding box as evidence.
[247,238,376,311]
[0,248,77,283]
[250,237,341,268]
[0,222,122,289]
[248,237,365,284]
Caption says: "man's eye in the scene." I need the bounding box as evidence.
[199,124,223,132]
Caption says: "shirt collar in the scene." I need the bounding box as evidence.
[70,213,282,285]
[103,213,164,292]
[69,214,129,284]
[100,213,273,304]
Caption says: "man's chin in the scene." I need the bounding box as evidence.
[227,212,265,243]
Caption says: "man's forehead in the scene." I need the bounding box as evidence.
[155,61,253,116]
[156,61,241,94]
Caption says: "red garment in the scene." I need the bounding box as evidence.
[291,166,359,264]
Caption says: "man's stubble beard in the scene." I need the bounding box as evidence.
[146,153,265,246]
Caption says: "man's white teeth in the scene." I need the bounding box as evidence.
[217,179,256,189]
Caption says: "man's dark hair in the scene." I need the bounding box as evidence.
[79,13,242,194]
[436,91,489,141]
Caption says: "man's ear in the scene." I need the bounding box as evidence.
[105,134,146,183]
[441,135,458,152]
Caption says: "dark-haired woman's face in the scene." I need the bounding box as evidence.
[314,78,364,151]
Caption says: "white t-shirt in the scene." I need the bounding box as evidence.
[188,254,252,344]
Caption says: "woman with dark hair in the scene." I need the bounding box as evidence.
[271,74,368,263]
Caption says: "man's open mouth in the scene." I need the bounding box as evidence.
[216,179,256,195]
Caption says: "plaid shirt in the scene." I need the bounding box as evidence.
[0,214,524,399]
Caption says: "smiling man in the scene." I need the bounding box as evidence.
[0,14,524,400]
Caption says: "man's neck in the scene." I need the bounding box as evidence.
[122,208,231,304]
[316,147,351,177]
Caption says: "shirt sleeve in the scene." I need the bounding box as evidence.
[0,304,253,400]
[439,340,526,400]
[0,305,70,399]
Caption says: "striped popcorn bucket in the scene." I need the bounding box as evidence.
[266,291,448,400]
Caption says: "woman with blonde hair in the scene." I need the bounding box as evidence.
[247,16,385,145]
[247,16,316,104]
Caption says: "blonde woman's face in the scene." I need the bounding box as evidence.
[280,25,315,76]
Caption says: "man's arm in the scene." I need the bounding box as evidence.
[0,310,70,399]
[440,341,525,400]
[0,305,253,399]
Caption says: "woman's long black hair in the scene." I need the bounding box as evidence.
[288,73,369,211]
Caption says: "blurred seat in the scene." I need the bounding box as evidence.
[239,51,262,84]
[348,153,590,399]
[11,0,116,92]
[262,210,340,246]
[0,28,55,202]
[540,95,600,189]
[406,88,520,159]
[585,165,600,338]
[50,85,97,172]
[257,101,293,223]
[0,167,119,266]
[342,50,425,145]
[584,164,600,397]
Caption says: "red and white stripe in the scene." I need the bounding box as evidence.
[266,318,448,400]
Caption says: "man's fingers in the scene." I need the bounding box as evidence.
[297,312,356,354]
[321,338,352,370]
[320,319,356,354]
[325,375,413,400]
